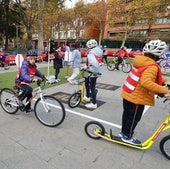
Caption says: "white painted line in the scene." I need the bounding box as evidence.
[65,107,122,129]
[33,95,155,129]
[33,98,121,128]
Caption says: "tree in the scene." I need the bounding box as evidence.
[85,0,107,45]
[107,0,170,46]
[0,0,22,50]
[73,0,86,41]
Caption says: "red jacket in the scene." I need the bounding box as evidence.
[117,49,127,58]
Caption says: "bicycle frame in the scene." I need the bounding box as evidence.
[93,114,170,150]
[22,85,51,113]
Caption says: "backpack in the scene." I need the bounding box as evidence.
[122,64,162,93]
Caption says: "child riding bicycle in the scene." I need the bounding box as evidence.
[15,50,45,112]
[115,46,128,70]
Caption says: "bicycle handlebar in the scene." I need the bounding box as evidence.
[80,68,102,76]
[37,78,47,87]
[159,84,170,103]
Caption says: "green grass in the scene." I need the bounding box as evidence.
[0,66,72,89]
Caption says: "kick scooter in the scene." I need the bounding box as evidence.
[68,69,99,108]
[85,108,170,160]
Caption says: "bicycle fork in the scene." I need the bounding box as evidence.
[39,94,50,113]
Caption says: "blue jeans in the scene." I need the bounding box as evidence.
[85,76,97,104]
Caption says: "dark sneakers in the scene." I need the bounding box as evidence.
[119,132,141,145]
[25,108,34,113]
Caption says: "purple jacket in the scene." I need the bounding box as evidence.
[17,60,44,83]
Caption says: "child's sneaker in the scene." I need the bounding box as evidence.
[118,132,124,137]
[83,96,91,102]
[121,134,141,145]
[25,108,34,113]
[85,102,97,109]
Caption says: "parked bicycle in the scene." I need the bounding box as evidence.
[107,56,132,73]
[0,79,66,127]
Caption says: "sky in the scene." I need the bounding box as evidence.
[65,0,98,8]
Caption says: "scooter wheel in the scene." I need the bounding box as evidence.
[160,135,170,160]
[84,121,105,139]
[68,92,81,108]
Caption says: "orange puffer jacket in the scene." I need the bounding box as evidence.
[121,55,168,106]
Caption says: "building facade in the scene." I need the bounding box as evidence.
[103,0,170,48]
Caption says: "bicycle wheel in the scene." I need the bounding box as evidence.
[107,61,116,71]
[68,92,81,108]
[84,121,105,139]
[0,88,19,114]
[160,135,170,160]
[121,63,132,73]
[4,63,10,70]
[34,95,65,127]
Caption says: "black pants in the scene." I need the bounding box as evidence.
[116,57,123,69]
[85,77,97,104]
[102,55,108,64]
[121,99,144,138]
[55,68,60,79]
[18,84,33,110]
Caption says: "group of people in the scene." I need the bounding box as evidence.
[14,38,170,145]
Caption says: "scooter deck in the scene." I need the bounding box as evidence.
[96,131,143,149]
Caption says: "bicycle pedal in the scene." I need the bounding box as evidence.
[19,105,25,111]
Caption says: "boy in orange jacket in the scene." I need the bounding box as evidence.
[120,40,170,145]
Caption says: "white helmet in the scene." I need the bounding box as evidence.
[143,40,167,57]
[86,39,98,49]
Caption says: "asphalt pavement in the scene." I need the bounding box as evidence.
[0,63,170,169]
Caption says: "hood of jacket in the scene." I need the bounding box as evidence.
[133,55,156,67]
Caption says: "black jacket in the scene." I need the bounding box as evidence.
[53,51,63,69]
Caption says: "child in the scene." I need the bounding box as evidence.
[15,51,45,112]
[83,39,103,109]
[120,40,170,145]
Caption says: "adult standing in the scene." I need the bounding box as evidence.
[67,43,82,85]
[53,46,63,82]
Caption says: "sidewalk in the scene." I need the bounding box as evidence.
[0,65,170,169]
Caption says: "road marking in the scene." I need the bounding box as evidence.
[33,95,154,129]
[65,107,122,129]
